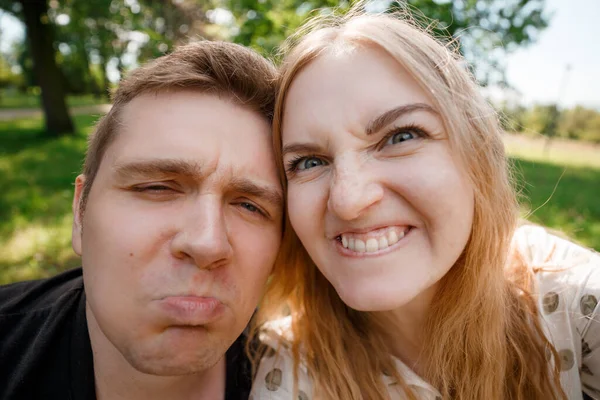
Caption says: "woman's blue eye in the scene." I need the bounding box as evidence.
[387,130,416,145]
[297,157,325,171]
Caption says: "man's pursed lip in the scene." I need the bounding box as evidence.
[157,296,225,326]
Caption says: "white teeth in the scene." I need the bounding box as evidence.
[378,236,389,249]
[339,227,409,253]
[354,239,366,252]
[366,238,379,252]
[388,231,399,246]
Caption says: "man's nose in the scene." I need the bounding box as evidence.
[170,196,232,269]
[327,154,383,221]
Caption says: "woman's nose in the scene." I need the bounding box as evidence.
[327,155,383,220]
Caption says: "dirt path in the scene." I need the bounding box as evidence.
[0,104,112,121]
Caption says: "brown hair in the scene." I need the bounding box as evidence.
[79,41,277,215]
[252,6,565,400]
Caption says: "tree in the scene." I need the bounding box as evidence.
[0,0,74,135]
[21,0,74,135]
[225,0,348,56]
[559,106,600,143]
[225,0,549,84]
[392,0,549,84]
[51,0,216,96]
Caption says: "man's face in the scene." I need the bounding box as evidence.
[72,91,282,375]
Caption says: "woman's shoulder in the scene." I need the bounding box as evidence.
[512,224,600,289]
[512,224,599,269]
[250,316,314,400]
[513,224,600,397]
[512,223,600,308]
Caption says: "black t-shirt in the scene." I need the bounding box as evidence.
[0,268,253,400]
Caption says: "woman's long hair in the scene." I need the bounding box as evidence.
[251,6,565,400]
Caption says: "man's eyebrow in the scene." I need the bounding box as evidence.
[113,159,203,179]
[365,103,439,135]
[281,142,324,158]
[227,177,283,210]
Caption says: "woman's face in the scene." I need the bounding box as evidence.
[281,45,475,311]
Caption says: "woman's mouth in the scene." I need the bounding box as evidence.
[335,226,412,255]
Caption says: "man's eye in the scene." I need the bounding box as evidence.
[241,202,258,212]
[238,202,266,217]
[132,184,174,194]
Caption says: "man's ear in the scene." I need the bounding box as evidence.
[72,175,86,256]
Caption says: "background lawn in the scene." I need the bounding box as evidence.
[1,117,599,284]
[0,89,108,110]
[0,114,98,284]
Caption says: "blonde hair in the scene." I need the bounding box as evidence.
[251,6,565,400]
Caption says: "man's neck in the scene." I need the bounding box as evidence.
[86,305,226,400]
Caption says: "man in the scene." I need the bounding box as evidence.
[0,41,283,399]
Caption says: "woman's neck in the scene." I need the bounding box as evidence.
[375,282,438,374]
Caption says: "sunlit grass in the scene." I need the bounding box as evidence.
[504,132,600,169]
[503,133,600,250]
[0,90,108,110]
[0,113,100,284]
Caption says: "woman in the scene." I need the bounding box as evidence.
[250,7,600,400]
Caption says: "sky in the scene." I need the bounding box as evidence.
[503,0,600,109]
[1,0,599,110]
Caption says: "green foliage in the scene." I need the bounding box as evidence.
[1,0,551,94]
[559,106,600,143]
[1,0,221,97]
[226,0,549,83]
[225,0,348,56]
[398,0,549,83]
[0,55,22,89]
[503,103,600,144]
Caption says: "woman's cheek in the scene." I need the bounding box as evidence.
[287,182,324,237]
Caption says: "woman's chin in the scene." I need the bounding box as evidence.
[335,284,420,312]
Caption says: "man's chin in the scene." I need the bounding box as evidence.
[127,352,224,376]
[123,333,228,376]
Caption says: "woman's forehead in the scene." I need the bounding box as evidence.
[282,46,436,135]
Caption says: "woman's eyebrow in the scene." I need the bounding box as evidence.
[365,103,439,135]
[281,142,324,158]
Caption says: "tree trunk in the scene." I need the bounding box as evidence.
[20,0,74,136]
[98,44,111,98]
[100,60,110,99]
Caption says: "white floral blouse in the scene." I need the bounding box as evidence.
[250,225,600,399]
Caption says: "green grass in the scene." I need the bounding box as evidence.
[0,114,99,284]
[0,117,598,284]
[0,89,108,109]
[512,159,600,250]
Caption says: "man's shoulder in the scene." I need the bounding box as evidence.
[225,329,256,400]
[0,267,94,399]
[0,267,84,317]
